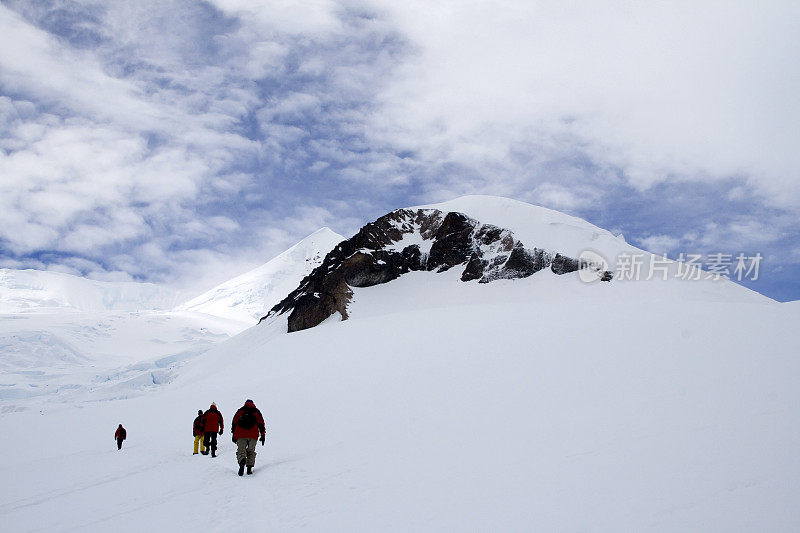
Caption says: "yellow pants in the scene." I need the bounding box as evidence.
[193,435,206,454]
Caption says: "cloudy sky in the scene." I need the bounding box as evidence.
[1,0,798,300]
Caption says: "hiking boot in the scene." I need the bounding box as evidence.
[238,460,246,476]
[246,465,253,475]
[201,450,209,455]
[211,450,216,458]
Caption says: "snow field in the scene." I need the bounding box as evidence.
[2,271,798,531]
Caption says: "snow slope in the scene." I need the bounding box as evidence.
[176,228,344,323]
[0,197,796,531]
[1,269,797,530]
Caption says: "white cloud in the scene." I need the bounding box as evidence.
[0,2,271,280]
[638,235,682,255]
[683,218,784,252]
[1,0,797,297]
[0,6,165,130]
[0,112,215,254]
[210,0,343,36]
[371,0,800,207]
[530,182,598,212]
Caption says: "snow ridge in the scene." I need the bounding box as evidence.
[176,227,344,323]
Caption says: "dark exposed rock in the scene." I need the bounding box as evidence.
[261,207,611,332]
[426,212,477,272]
[286,290,347,332]
[461,254,485,282]
[550,253,581,275]
[502,244,549,278]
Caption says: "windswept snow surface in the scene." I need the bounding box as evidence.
[2,266,798,531]
[176,228,344,323]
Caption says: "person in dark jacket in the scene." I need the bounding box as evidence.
[231,399,266,476]
[193,409,206,455]
[115,424,126,450]
[202,402,224,457]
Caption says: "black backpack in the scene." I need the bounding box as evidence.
[238,408,256,429]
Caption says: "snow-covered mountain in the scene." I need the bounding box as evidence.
[0,228,343,403]
[0,268,181,313]
[265,195,768,332]
[1,196,797,531]
[176,227,344,323]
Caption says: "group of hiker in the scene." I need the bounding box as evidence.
[116,398,267,477]
[194,399,267,475]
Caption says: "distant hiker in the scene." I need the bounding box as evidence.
[115,424,126,450]
[202,402,224,457]
[231,399,266,476]
[193,409,206,455]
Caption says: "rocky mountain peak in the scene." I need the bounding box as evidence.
[262,207,612,332]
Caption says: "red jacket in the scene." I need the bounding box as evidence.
[203,406,224,433]
[115,426,126,440]
[193,414,205,436]
[232,401,266,440]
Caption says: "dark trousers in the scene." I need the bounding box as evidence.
[204,431,218,452]
[117,438,124,450]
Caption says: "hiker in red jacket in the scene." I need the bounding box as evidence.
[193,409,206,455]
[202,403,224,457]
[114,424,126,450]
[231,399,266,476]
